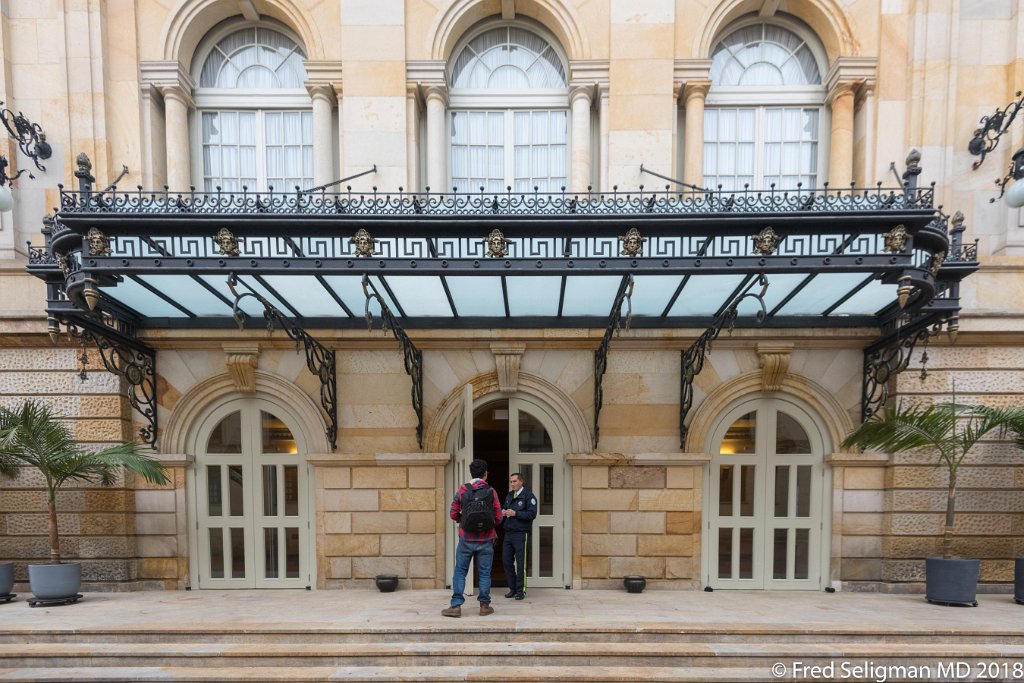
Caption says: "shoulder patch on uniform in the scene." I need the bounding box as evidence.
[531,498,537,506]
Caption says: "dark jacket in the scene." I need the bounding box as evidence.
[502,486,537,533]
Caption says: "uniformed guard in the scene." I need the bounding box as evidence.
[501,472,537,600]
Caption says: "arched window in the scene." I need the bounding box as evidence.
[448,25,569,192]
[193,25,312,192]
[704,21,826,191]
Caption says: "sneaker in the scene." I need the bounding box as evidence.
[514,592,525,600]
[504,591,516,598]
[479,603,494,616]
[441,605,461,618]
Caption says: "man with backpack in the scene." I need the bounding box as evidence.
[501,472,537,600]
[442,458,502,618]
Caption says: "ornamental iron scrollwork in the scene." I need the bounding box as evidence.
[751,227,781,256]
[362,274,424,448]
[0,100,52,184]
[618,227,645,257]
[350,228,376,257]
[861,317,947,420]
[59,318,158,448]
[593,275,634,446]
[226,273,338,449]
[483,228,510,258]
[968,90,1023,170]
[679,274,770,447]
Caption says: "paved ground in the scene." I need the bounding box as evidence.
[1,588,1022,635]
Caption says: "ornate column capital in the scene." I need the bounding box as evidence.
[570,84,595,105]
[682,79,712,105]
[825,80,857,107]
[424,85,449,106]
[491,342,527,393]
[306,82,338,103]
[140,60,195,106]
[223,343,261,394]
[757,343,793,393]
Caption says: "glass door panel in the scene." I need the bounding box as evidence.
[708,399,824,590]
[194,401,310,589]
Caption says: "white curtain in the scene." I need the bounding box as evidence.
[704,107,817,191]
[202,110,311,192]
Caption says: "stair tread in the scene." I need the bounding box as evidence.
[4,641,1024,657]
[0,665,777,682]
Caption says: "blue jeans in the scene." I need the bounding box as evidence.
[450,538,494,607]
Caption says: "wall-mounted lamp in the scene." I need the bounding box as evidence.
[969,90,1024,207]
[0,101,52,211]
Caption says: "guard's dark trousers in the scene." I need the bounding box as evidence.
[502,530,527,595]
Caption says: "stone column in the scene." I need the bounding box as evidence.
[570,86,593,192]
[827,81,856,187]
[425,86,448,192]
[160,85,193,191]
[682,80,711,188]
[406,85,422,191]
[307,83,336,188]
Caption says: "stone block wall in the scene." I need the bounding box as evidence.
[576,459,701,590]
[0,346,180,589]
[317,462,444,589]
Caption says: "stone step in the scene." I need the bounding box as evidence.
[2,627,1022,645]
[0,665,781,682]
[2,641,1022,669]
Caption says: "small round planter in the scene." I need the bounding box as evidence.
[0,562,13,596]
[28,562,81,601]
[925,557,979,607]
[375,574,399,592]
[623,575,646,594]
[1014,558,1023,605]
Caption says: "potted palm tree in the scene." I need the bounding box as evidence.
[0,401,168,604]
[841,399,1020,606]
[1005,415,1024,605]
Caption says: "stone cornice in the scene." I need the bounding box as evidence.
[673,59,713,84]
[566,452,710,466]
[824,56,878,94]
[826,450,891,467]
[407,60,446,87]
[139,60,195,96]
[569,59,609,86]
[303,60,343,90]
[305,452,450,466]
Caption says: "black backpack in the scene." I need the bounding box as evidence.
[459,485,495,533]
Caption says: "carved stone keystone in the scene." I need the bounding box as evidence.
[757,343,793,392]
[491,342,527,392]
[224,343,261,393]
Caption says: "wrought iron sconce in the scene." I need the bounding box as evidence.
[0,100,52,211]
[968,90,1024,207]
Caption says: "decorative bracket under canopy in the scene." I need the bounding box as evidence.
[593,274,634,447]
[679,274,770,448]
[227,274,338,449]
[361,274,424,449]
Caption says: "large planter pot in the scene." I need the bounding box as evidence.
[925,557,979,607]
[28,562,81,601]
[375,574,398,592]
[1014,558,1023,605]
[0,562,13,596]
[623,575,646,593]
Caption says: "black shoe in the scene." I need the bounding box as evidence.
[504,591,516,598]
[515,592,525,600]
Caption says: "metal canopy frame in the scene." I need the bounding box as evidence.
[26,154,979,450]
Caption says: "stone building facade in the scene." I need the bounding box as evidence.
[0,0,1022,594]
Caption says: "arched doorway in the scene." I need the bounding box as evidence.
[445,385,572,590]
[187,396,314,589]
[704,395,831,590]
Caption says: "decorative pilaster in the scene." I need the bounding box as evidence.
[224,344,261,393]
[757,343,793,392]
[827,81,856,187]
[491,342,527,392]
